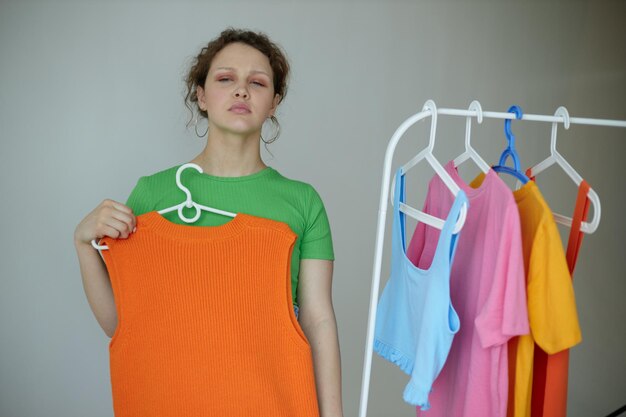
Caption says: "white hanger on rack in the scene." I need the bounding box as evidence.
[452,100,491,174]
[91,163,237,250]
[391,100,468,234]
[526,106,601,234]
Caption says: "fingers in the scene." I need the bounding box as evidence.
[110,207,136,236]
[107,199,134,216]
[103,216,134,239]
[98,223,125,241]
[76,199,139,246]
[99,199,136,239]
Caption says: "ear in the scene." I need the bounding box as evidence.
[196,85,206,111]
[268,93,281,117]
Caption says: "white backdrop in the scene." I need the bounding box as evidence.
[1,1,624,416]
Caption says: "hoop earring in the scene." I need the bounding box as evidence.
[261,115,281,144]
[194,112,209,138]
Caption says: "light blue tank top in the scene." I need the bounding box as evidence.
[374,167,468,409]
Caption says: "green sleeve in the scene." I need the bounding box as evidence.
[125,177,153,215]
[300,185,335,261]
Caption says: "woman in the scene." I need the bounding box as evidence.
[74,28,343,416]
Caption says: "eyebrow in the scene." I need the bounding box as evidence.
[214,67,271,77]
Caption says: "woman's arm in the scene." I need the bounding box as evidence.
[297,259,344,417]
[74,199,136,338]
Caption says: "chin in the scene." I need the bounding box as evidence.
[223,127,262,138]
[211,121,260,136]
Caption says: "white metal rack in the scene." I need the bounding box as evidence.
[358,100,626,417]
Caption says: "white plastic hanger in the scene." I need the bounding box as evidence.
[526,106,601,234]
[453,100,491,174]
[91,163,236,250]
[391,100,468,234]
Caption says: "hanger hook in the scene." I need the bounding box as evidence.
[465,100,483,150]
[469,100,483,124]
[550,106,570,156]
[504,105,523,140]
[176,163,203,208]
[422,99,438,153]
[556,106,570,129]
[497,105,524,172]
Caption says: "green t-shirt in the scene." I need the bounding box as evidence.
[124,164,335,306]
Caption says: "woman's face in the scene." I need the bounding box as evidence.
[197,42,280,138]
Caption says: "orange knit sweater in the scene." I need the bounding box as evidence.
[100,211,320,417]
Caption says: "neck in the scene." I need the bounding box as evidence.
[191,129,266,177]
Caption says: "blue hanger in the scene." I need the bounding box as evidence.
[492,105,530,184]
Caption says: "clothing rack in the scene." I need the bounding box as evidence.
[358,100,626,417]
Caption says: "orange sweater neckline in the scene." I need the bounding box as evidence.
[139,211,251,241]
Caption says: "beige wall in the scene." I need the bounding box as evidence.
[1,1,624,416]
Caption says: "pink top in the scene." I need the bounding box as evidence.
[410,162,529,417]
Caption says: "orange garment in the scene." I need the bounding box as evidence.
[99,211,320,417]
[530,180,591,417]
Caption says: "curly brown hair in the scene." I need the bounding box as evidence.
[184,28,290,126]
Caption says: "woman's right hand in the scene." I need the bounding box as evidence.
[74,199,137,247]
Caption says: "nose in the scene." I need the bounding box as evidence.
[233,83,249,99]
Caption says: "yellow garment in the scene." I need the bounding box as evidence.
[470,174,581,417]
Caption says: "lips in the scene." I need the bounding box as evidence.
[229,102,250,113]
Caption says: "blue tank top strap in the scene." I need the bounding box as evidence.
[393,167,405,208]
[393,168,408,254]
[434,189,468,265]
